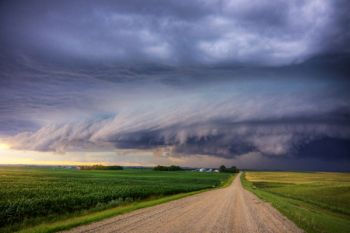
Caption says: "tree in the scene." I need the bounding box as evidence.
[80,165,123,170]
[219,165,227,172]
[229,166,239,173]
[153,165,183,171]
[219,165,239,173]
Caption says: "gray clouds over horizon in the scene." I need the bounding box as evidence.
[3,62,350,165]
[1,0,350,170]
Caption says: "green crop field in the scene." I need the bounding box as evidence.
[242,172,350,233]
[0,166,231,232]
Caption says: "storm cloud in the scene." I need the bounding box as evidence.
[1,0,350,170]
[1,0,350,65]
[4,64,350,161]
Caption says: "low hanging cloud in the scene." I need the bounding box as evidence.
[7,114,350,159]
[1,52,350,163]
[6,74,350,160]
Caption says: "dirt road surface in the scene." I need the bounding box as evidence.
[63,173,303,233]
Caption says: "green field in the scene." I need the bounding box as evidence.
[242,172,350,233]
[0,166,231,232]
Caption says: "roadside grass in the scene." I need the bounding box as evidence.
[241,172,350,233]
[0,166,234,233]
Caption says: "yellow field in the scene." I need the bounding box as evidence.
[243,171,350,233]
[246,171,350,183]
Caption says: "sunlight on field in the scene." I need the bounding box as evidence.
[243,172,350,233]
[246,171,350,184]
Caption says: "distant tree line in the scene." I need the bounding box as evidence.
[152,165,239,173]
[80,165,123,170]
[219,165,239,173]
[153,165,183,171]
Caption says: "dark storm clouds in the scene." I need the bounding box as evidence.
[1,0,350,65]
[1,0,350,169]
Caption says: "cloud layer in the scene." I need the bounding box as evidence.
[4,63,350,162]
[1,0,350,169]
[1,0,349,65]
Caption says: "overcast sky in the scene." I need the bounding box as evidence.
[0,0,349,170]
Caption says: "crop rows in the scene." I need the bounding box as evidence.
[0,167,230,230]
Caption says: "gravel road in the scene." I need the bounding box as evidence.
[63,173,303,233]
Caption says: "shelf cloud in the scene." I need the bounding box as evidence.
[1,0,349,170]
